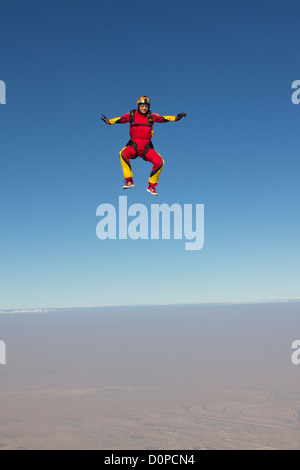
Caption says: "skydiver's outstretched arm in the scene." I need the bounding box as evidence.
[101,113,130,125]
[152,113,187,123]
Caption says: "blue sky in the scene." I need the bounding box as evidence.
[0,0,299,309]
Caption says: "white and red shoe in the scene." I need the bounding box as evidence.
[123,180,135,189]
[147,185,158,196]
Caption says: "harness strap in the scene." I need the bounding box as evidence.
[126,139,138,158]
[129,109,153,130]
[125,139,154,160]
[141,141,154,160]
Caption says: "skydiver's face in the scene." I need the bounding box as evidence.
[139,104,150,114]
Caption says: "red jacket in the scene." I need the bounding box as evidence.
[108,110,177,152]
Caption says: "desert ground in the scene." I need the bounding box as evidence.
[0,303,299,450]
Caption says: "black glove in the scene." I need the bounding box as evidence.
[101,114,110,124]
[176,113,186,121]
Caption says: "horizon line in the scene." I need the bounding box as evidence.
[0,298,299,314]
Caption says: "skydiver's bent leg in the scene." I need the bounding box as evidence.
[144,148,165,188]
[119,146,137,188]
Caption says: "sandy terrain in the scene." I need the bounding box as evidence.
[0,303,299,450]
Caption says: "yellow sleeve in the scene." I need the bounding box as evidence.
[152,113,177,123]
[162,116,176,122]
[108,117,123,125]
[108,113,130,125]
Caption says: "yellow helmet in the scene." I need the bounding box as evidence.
[137,95,150,108]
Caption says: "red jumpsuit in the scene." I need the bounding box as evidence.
[108,110,178,187]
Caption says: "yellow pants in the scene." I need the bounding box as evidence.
[119,145,165,187]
